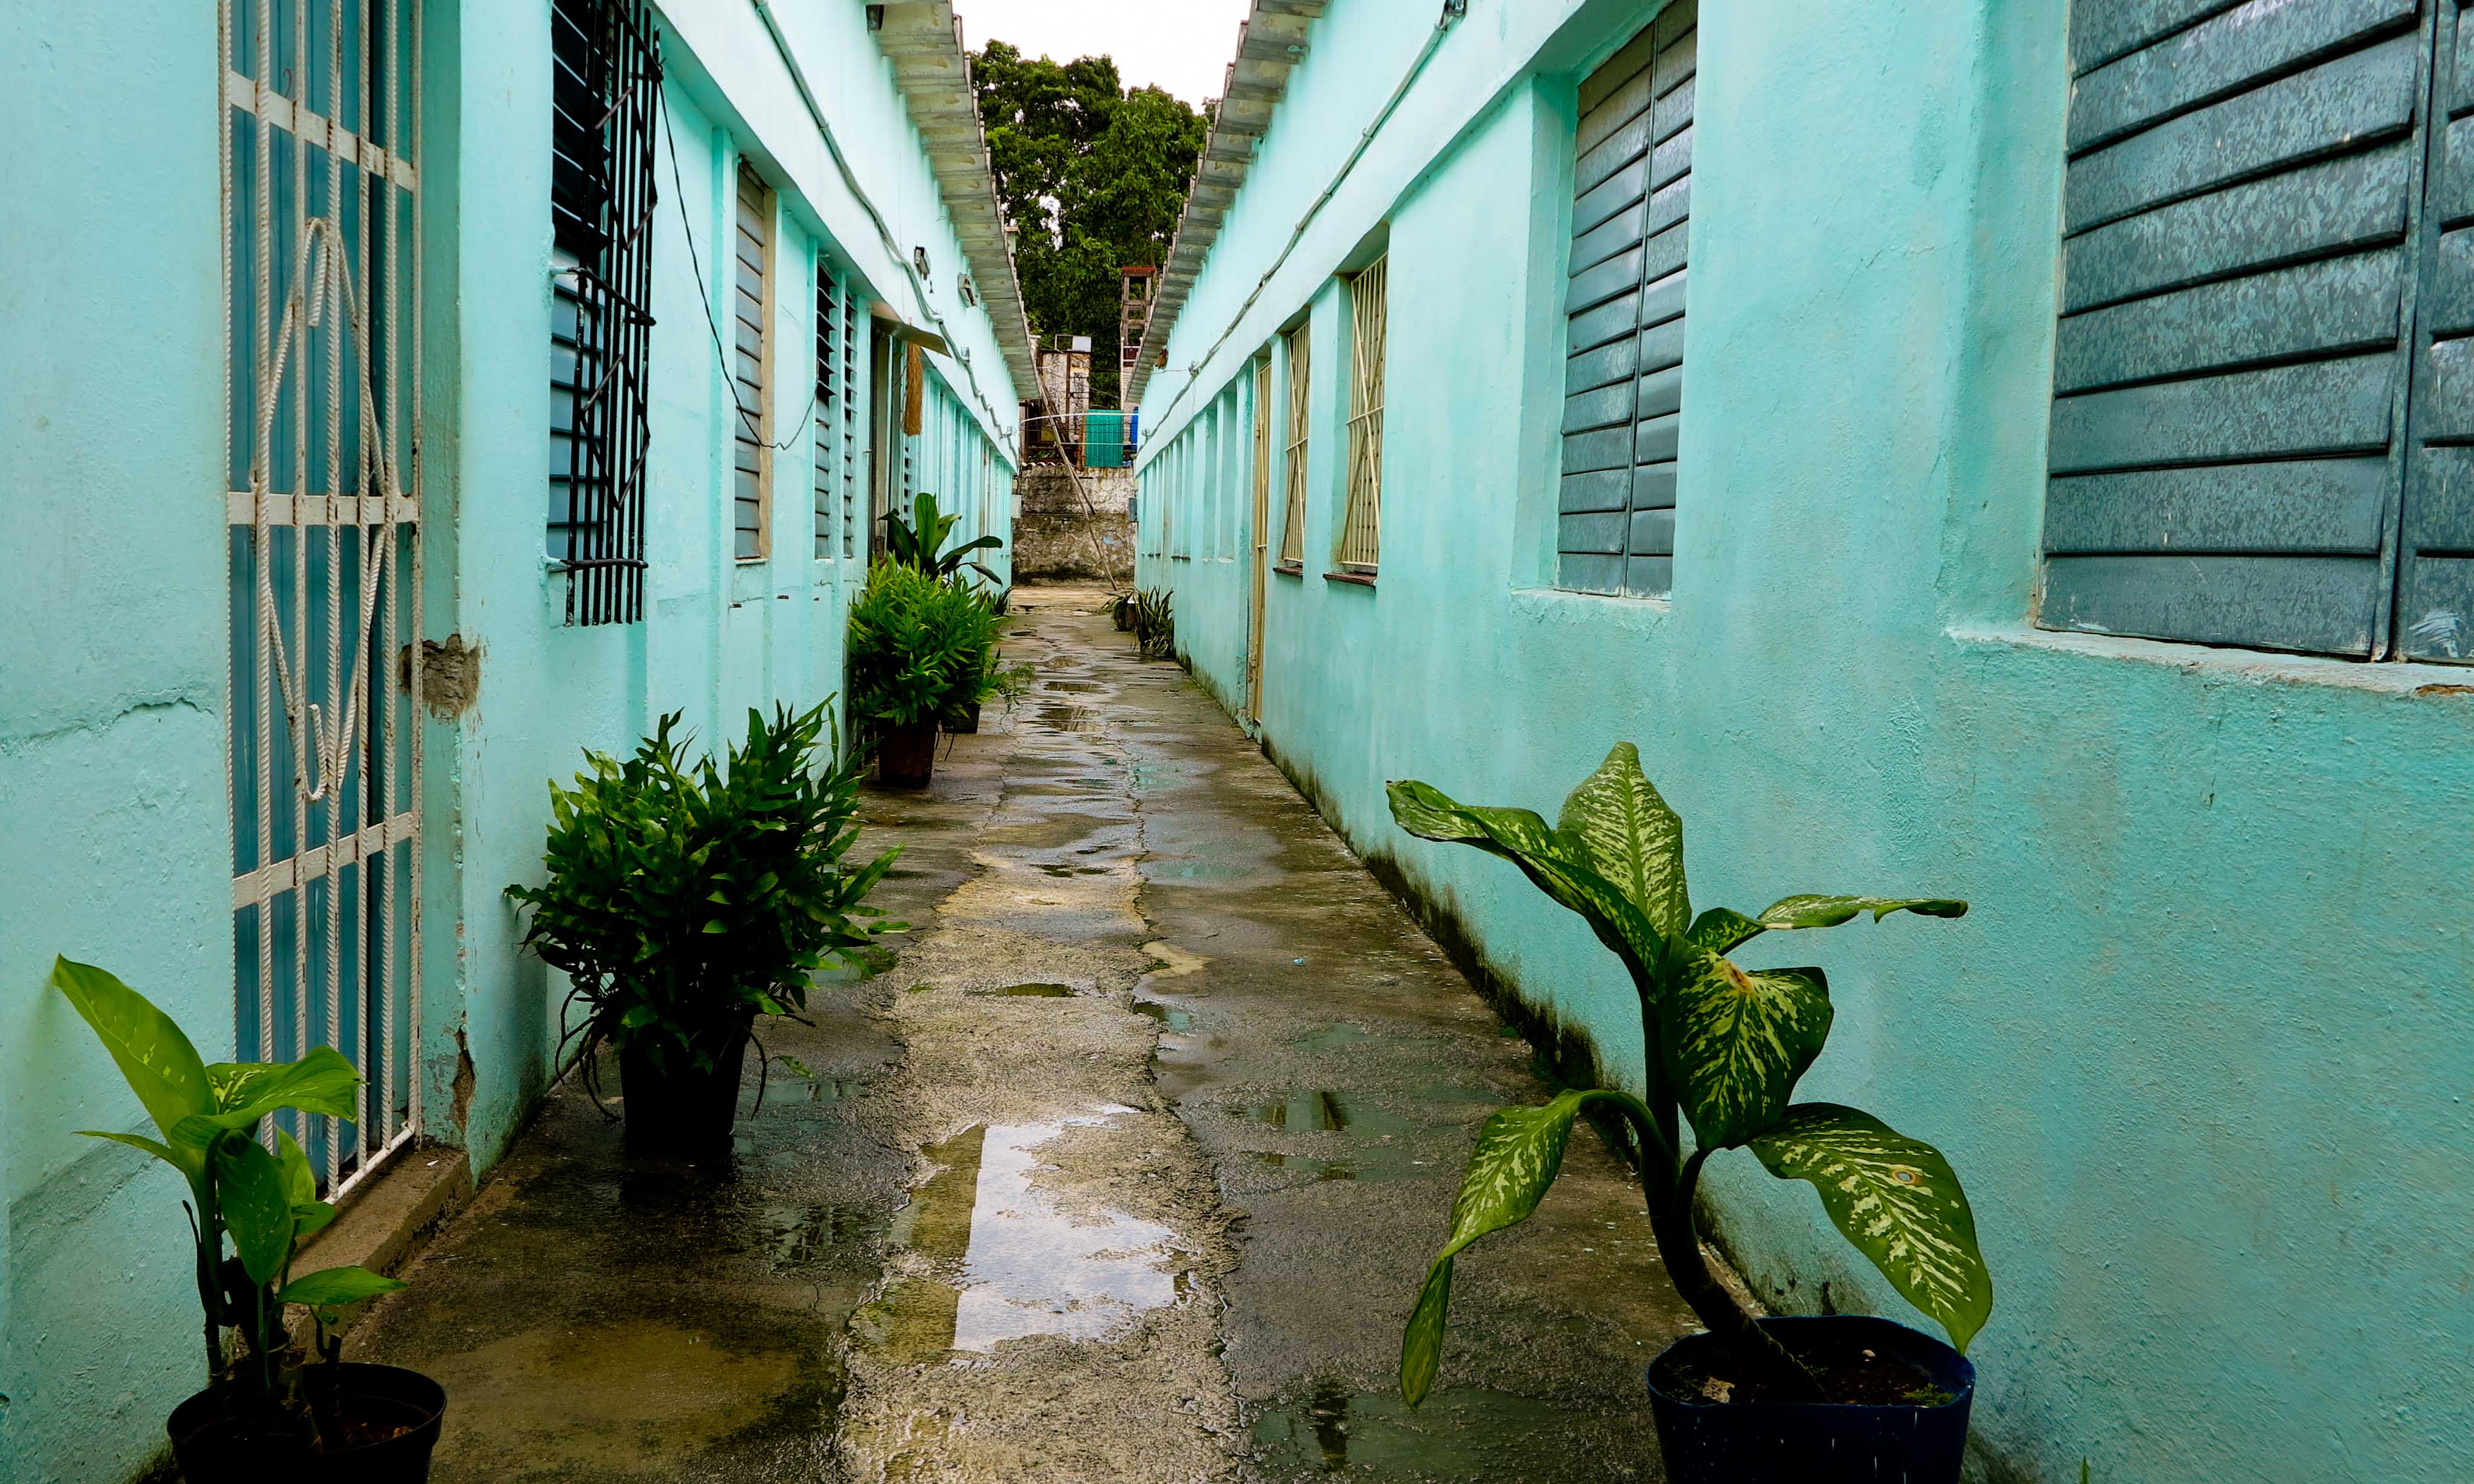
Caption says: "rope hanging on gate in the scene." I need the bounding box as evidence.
[247,216,403,807]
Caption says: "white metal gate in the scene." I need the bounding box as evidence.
[223,0,423,1196]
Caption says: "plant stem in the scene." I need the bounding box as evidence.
[1651,1148,1825,1401]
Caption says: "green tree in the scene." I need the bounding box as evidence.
[973,41,1209,406]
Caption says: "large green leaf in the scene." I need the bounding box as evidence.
[202,1046,361,1128]
[280,1265,406,1309]
[212,1135,296,1288]
[275,1129,338,1238]
[1694,896,1968,956]
[1387,781,1668,981]
[1662,957,1832,1149]
[1401,1090,1602,1406]
[1749,1103,1993,1352]
[1554,743,1689,940]
[49,958,215,1185]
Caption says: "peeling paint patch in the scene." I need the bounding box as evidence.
[400,634,480,718]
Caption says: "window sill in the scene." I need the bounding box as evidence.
[1273,561,1305,578]
[1949,622,2474,697]
[1324,569,1377,588]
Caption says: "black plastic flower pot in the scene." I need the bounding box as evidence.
[876,722,937,787]
[617,1028,749,1155]
[168,1362,445,1482]
[1113,595,1136,631]
[942,701,982,735]
[1646,1315,1974,1484]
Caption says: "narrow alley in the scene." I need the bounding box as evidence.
[346,590,1694,1483]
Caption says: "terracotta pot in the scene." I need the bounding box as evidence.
[876,722,937,787]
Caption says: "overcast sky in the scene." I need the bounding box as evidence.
[960,0,1258,104]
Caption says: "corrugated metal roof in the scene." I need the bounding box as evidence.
[1126,0,1327,408]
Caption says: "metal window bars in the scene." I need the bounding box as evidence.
[1279,323,1311,566]
[1339,255,1387,571]
[815,266,839,561]
[223,0,422,1198]
[549,0,661,624]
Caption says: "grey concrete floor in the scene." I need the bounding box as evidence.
[350,587,1697,1482]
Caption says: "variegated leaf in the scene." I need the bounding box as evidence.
[1388,780,1669,980]
[1554,743,1689,940]
[1661,956,1831,1148]
[1749,1103,1993,1352]
[1686,907,1763,955]
[1400,1091,1594,1406]
[1755,895,1968,931]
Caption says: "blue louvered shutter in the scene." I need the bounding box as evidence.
[2042,0,2429,657]
[1560,1,1695,598]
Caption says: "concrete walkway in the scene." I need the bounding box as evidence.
[351,587,1696,1482]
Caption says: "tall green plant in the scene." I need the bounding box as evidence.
[848,563,1008,729]
[45,958,406,1439]
[1387,745,1990,1404]
[508,703,899,1079]
[880,490,1004,587]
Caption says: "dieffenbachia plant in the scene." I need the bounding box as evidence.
[1388,745,1991,1403]
[49,958,406,1434]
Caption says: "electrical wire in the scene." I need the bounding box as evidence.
[660,102,822,454]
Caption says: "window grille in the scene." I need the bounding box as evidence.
[1559,3,1692,598]
[842,289,862,556]
[1338,255,1387,571]
[815,264,839,560]
[549,0,661,624]
[1279,323,1310,566]
[223,0,424,1197]
[733,163,774,560]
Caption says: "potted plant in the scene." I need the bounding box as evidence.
[1132,586,1174,660]
[847,563,991,785]
[942,637,1033,735]
[508,703,899,1154]
[44,957,438,1478]
[1386,744,1990,1484]
[879,489,1004,585]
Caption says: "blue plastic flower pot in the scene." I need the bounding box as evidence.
[1646,1315,1974,1484]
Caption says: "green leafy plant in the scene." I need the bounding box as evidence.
[848,562,1007,730]
[1387,744,1990,1405]
[880,490,1004,586]
[45,957,407,1441]
[508,703,900,1084]
[1133,586,1174,660]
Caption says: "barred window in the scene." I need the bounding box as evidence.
[1336,255,1387,572]
[549,0,661,624]
[733,164,776,561]
[1278,321,1310,568]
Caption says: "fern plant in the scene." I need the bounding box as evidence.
[1389,744,1991,1403]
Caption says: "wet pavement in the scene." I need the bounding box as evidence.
[350,586,1698,1482]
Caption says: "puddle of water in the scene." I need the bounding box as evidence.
[1249,1151,1355,1182]
[859,1111,1180,1363]
[971,982,1078,998]
[1141,940,1210,978]
[1224,1092,1411,1136]
[1290,1022,1372,1052]
[1033,704,1101,732]
[1250,1383,1595,1480]
[1044,680,1106,694]
[1130,998,1195,1032]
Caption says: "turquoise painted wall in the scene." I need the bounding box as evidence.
[0,1,1017,1477]
[1137,3,2474,1481]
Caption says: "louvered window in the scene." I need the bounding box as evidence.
[2044,0,2474,664]
[548,0,661,624]
[814,263,861,560]
[1279,322,1311,568]
[733,164,774,561]
[1559,2,1694,598]
[1337,256,1388,571]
